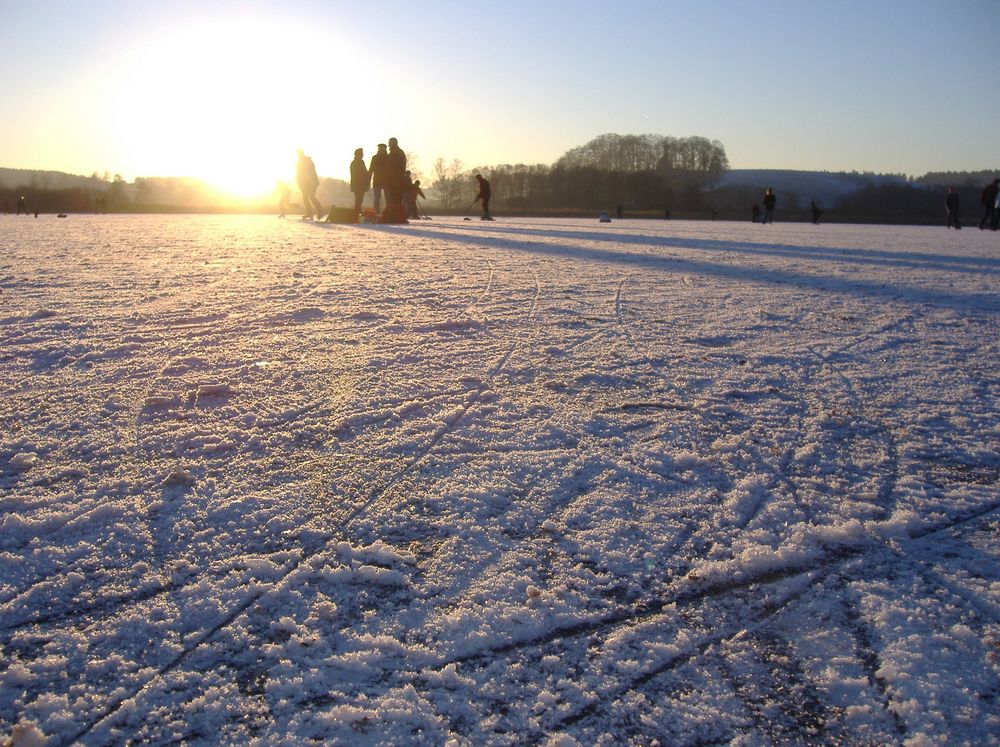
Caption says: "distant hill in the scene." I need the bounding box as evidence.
[714,169,911,209]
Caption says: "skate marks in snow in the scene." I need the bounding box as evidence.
[3,217,999,744]
[55,263,543,745]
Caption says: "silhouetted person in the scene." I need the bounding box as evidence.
[993,191,1000,231]
[751,203,761,222]
[405,171,426,219]
[810,200,822,224]
[16,195,28,215]
[350,148,370,220]
[980,178,999,230]
[276,180,291,218]
[616,204,623,220]
[945,187,961,229]
[386,137,407,221]
[474,174,492,220]
[414,181,426,216]
[369,143,388,216]
[664,208,671,220]
[762,188,776,224]
[296,149,322,220]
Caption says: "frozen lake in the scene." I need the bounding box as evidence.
[1,215,998,745]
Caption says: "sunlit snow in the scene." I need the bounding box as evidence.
[1,215,998,745]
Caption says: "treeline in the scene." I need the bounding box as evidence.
[429,133,729,213]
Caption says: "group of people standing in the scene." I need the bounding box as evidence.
[286,139,423,223]
[947,178,1000,231]
[284,141,492,224]
[350,138,425,222]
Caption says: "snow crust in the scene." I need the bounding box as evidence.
[1,214,998,745]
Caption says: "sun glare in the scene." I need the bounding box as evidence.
[110,16,383,201]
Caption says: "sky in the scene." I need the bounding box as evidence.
[1,0,998,195]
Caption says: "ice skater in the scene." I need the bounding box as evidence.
[276,180,291,218]
[474,174,492,220]
[16,195,28,215]
[810,200,822,225]
[296,149,323,220]
[762,188,776,224]
[946,187,962,229]
[980,178,998,230]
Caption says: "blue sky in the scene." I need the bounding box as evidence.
[2,0,997,187]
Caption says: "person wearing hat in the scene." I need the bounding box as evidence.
[350,148,370,221]
[386,137,407,221]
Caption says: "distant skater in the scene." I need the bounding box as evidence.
[810,200,822,224]
[616,204,623,220]
[945,187,962,229]
[350,148,370,220]
[762,188,776,224]
[980,178,999,230]
[474,174,493,220]
[296,149,323,220]
[16,195,28,215]
[276,180,291,218]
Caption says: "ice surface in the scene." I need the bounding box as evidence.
[0,214,998,745]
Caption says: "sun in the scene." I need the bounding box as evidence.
[110,15,362,200]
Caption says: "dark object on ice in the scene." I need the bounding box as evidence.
[664,208,671,220]
[474,174,492,220]
[323,207,359,224]
[751,203,761,223]
[946,187,962,229]
[616,204,623,220]
[296,149,323,220]
[810,201,822,225]
[979,178,998,230]
[57,213,68,218]
[599,211,611,222]
[762,188,776,224]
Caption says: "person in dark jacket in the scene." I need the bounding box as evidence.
[350,148,370,220]
[368,143,388,217]
[979,178,999,230]
[295,149,323,220]
[385,137,407,221]
[762,188,776,224]
[810,200,822,224]
[474,174,492,220]
[945,186,962,229]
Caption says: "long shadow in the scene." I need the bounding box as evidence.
[394,224,1000,314]
[396,221,1000,276]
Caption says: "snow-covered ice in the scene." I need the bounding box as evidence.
[1,214,998,745]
